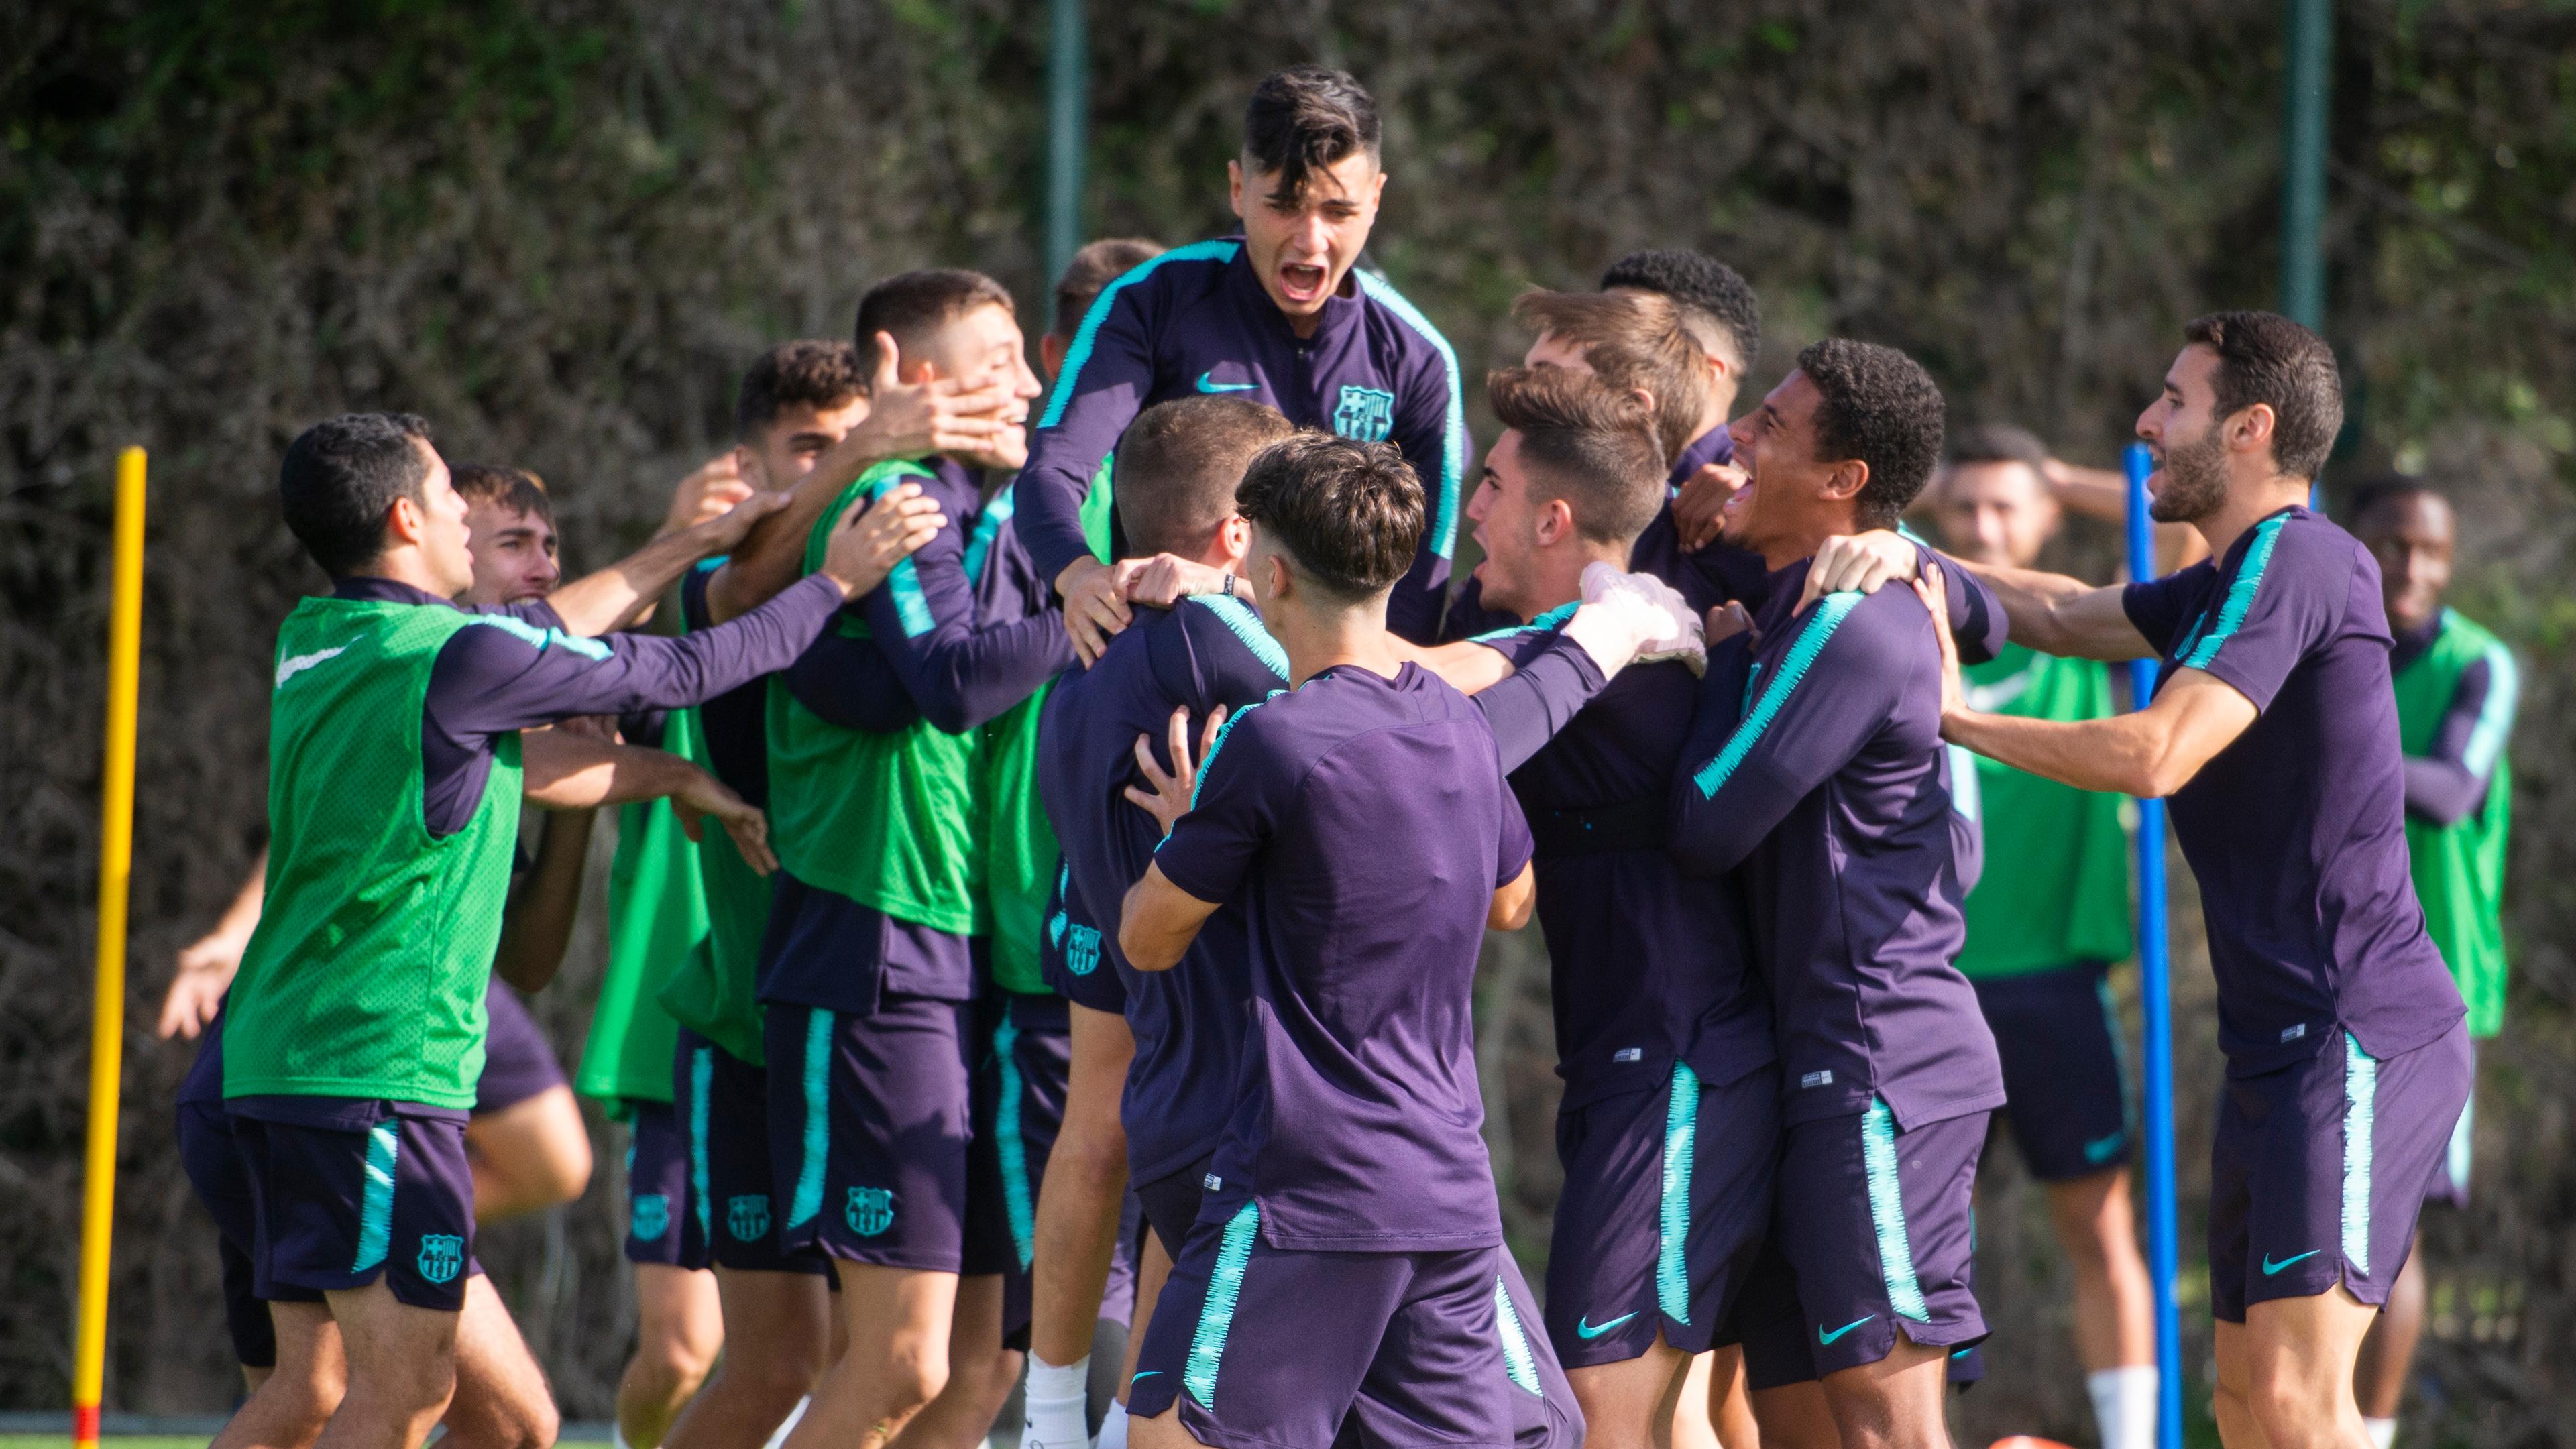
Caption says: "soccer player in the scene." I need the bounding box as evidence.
[1927,425,2159,1449]
[753,270,1059,1449]
[2346,477,2517,1449]
[1600,248,1762,555]
[1113,433,1583,1449]
[1019,65,1469,653]
[1923,312,2473,1449]
[1453,367,1779,1449]
[219,410,935,1449]
[1667,339,2006,1449]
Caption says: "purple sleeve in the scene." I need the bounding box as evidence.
[2121,561,2217,658]
[1925,544,2009,664]
[1151,705,1284,908]
[1382,342,1469,644]
[1471,632,1610,773]
[1021,278,1162,587]
[857,516,1072,732]
[2403,654,2500,826]
[779,612,925,734]
[1164,600,1290,709]
[2169,526,2345,712]
[1667,594,1914,876]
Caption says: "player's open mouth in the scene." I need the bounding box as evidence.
[1278,262,1329,304]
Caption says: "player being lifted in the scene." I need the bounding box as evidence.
[1923,312,2472,1449]
[1020,65,1469,651]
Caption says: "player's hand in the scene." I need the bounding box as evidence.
[1705,601,1759,650]
[1124,555,1235,610]
[552,714,621,742]
[1060,557,1145,666]
[690,487,797,556]
[1913,563,1971,735]
[159,934,244,1039]
[1672,461,1748,552]
[818,482,948,598]
[1798,528,1917,612]
[849,333,1017,461]
[661,453,756,536]
[1563,563,1705,676]
[673,768,777,876]
[1125,705,1225,837]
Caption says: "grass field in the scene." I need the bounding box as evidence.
[0,1439,209,1449]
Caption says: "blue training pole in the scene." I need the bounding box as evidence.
[2126,441,2185,1449]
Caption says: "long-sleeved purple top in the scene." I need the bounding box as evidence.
[1667,563,2003,1133]
[1018,239,1469,643]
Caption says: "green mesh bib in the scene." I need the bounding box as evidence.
[1955,644,2135,978]
[2394,610,2514,1037]
[578,706,710,1112]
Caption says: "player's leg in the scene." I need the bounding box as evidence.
[889,1271,1021,1449]
[315,1285,459,1449]
[466,1085,594,1223]
[1104,1214,1172,1449]
[2047,1169,2159,1448]
[785,1264,958,1449]
[663,1269,830,1449]
[1704,1346,1760,1449]
[1669,1354,1718,1449]
[1027,1003,1137,1449]
[1816,1338,1951,1449]
[439,1273,560,1449]
[2351,1238,2425,1443]
[616,1099,721,1449]
[2235,1292,2379,1449]
[209,1302,344,1449]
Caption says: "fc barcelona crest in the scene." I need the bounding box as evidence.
[416,1233,465,1285]
[632,1193,670,1242]
[1066,925,1102,978]
[1333,386,1396,443]
[728,1193,772,1242]
[846,1186,896,1237]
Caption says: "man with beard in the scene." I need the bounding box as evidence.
[1923,312,2471,1449]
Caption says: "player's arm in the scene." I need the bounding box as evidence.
[1382,341,1472,644]
[1943,555,2155,661]
[836,517,1074,734]
[1426,568,1703,769]
[1783,530,2010,663]
[1490,861,1536,931]
[1025,282,1162,662]
[543,489,798,637]
[2403,649,2515,825]
[1118,864,1224,973]
[160,848,267,1039]
[1119,701,1267,970]
[520,725,775,876]
[1919,564,2255,797]
[492,807,595,994]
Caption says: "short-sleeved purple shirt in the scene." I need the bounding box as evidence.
[1154,662,1532,1251]
[2122,505,2463,1071]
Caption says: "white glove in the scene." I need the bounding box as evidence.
[1575,562,1707,676]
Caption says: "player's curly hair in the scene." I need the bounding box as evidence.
[735,339,866,443]
[1797,338,1946,530]
[1600,248,1762,370]
[1235,432,1422,600]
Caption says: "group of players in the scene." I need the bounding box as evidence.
[165,61,2516,1449]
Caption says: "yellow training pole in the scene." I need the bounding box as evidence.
[72,446,146,1449]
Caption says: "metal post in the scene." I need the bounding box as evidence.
[1044,0,1088,311]
[2280,0,2332,329]
[2125,441,2184,1449]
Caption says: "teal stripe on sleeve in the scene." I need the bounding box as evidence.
[2462,624,2520,778]
[1188,697,1272,808]
[1040,241,1243,429]
[993,1016,1037,1269]
[788,1009,834,1229]
[962,485,1017,585]
[1468,601,1578,646]
[1692,592,1864,798]
[1657,1063,1701,1324]
[1353,270,1468,561]
[1861,1098,1931,1321]
[1185,594,1290,680]
[2341,1033,2378,1275]
[2179,514,2288,669]
[1493,1275,1544,1396]
[353,1120,400,1272]
[1183,1200,1262,1408]
[462,614,614,661]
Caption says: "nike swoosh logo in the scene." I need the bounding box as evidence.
[1131,1371,1163,1382]
[1575,1312,1638,1340]
[1196,371,1257,394]
[1818,1314,1877,1346]
[274,644,350,688]
[2262,1250,2322,1275]
[2083,1131,2127,1164]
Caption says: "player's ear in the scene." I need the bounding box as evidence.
[1820,459,1870,505]
[1227,158,1248,221]
[384,493,426,548]
[733,444,766,492]
[1217,514,1252,566]
[2231,402,2277,459]
[1536,498,1576,546]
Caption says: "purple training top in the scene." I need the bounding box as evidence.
[1154,662,1532,1251]
[2122,505,2462,1070]
[1667,565,2003,1132]
[1473,614,1772,1108]
[1017,240,1469,642]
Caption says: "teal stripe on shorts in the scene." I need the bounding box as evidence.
[789,1009,833,1230]
[353,1120,399,1272]
[1861,1098,1931,1322]
[1184,1200,1261,1409]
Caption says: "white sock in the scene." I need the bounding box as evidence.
[1023,1356,1092,1449]
[2088,1365,2160,1449]
[1095,1399,1130,1449]
[2365,1417,2398,1449]
[763,1395,810,1449]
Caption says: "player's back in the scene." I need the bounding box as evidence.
[1156,661,1527,1251]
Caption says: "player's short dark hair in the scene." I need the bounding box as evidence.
[2182,310,2343,482]
[1235,432,1422,601]
[278,412,435,577]
[1600,249,1762,369]
[449,464,553,526]
[1114,396,1298,557]
[1486,366,1666,548]
[736,339,867,442]
[1054,238,1167,338]
[1796,339,1946,530]
[1511,288,1699,467]
[1243,66,1380,206]
[854,268,1018,378]
[2346,471,2445,530]
[1941,422,2050,489]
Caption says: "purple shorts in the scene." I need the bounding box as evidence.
[1735,1102,1990,1386]
[672,1030,830,1277]
[1135,1155,1213,1259]
[980,991,1073,1346]
[178,1100,318,1368]
[1131,1199,1580,1449]
[231,1104,480,1314]
[1041,864,1125,1016]
[474,988,566,1115]
[1971,962,2131,1182]
[2208,1024,2472,1322]
[1545,1063,1777,1365]
[2423,1042,2477,1210]
[624,1100,706,1269]
[765,996,976,1271]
